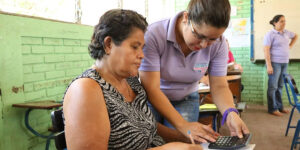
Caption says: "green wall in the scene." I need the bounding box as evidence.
[0,13,93,149]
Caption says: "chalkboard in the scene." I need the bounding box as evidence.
[253,0,300,61]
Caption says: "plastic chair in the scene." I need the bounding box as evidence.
[49,109,67,150]
[283,74,300,149]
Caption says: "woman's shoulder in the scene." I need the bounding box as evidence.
[66,78,103,99]
[63,69,103,103]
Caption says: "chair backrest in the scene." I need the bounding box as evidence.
[283,74,299,106]
[51,109,67,150]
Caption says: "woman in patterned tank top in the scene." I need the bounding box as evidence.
[63,9,203,150]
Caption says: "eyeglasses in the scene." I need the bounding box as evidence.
[189,20,217,43]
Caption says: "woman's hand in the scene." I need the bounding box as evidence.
[226,112,249,138]
[177,121,219,143]
[267,65,273,75]
[150,142,203,150]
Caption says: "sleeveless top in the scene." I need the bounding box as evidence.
[63,68,165,149]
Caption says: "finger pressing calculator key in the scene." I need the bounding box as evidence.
[208,134,252,149]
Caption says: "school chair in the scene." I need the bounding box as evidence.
[49,109,67,150]
[283,74,300,149]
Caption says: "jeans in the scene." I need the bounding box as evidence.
[267,62,288,113]
[148,91,200,129]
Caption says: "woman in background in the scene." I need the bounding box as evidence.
[264,14,298,116]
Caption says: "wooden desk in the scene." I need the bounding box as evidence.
[13,100,62,150]
[198,84,210,105]
[227,68,242,75]
[12,100,62,109]
[199,75,242,103]
[226,75,242,103]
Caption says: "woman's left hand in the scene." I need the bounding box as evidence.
[178,121,220,143]
[226,112,250,138]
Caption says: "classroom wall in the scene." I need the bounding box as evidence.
[0,13,93,149]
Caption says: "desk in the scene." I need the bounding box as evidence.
[198,83,210,104]
[199,102,247,132]
[226,75,242,103]
[227,68,242,75]
[199,75,242,103]
[12,100,62,150]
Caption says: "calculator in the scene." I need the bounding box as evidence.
[208,134,252,149]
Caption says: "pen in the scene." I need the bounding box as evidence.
[187,130,195,144]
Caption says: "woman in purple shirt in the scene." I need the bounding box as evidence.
[139,0,249,143]
[264,15,298,116]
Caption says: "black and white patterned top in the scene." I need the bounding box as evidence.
[63,68,165,149]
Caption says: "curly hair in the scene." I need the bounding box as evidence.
[88,9,148,60]
[187,0,231,28]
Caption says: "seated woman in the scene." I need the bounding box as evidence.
[63,9,202,150]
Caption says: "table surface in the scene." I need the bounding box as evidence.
[226,75,241,82]
[12,100,62,109]
[201,143,255,150]
[199,102,246,112]
[227,68,242,75]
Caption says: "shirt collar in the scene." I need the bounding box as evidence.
[272,28,286,34]
[167,11,184,43]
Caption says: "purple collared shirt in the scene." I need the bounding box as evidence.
[263,29,295,63]
[139,12,228,101]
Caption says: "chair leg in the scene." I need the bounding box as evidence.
[291,120,300,150]
[286,106,296,136]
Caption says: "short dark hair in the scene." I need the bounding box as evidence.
[187,0,231,28]
[88,9,148,60]
[269,14,284,27]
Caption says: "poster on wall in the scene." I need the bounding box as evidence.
[224,18,251,48]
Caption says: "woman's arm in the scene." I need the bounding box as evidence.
[63,78,110,150]
[264,46,273,75]
[139,71,217,143]
[157,123,190,143]
[139,71,186,130]
[289,33,298,49]
[209,76,249,138]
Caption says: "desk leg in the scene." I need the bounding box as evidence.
[212,115,216,131]
[25,109,54,150]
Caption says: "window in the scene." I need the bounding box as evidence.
[0,0,188,25]
[0,0,76,22]
[80,0,119,26]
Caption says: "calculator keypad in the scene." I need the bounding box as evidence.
[208,134,251,149]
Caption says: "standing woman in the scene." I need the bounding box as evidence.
[139,0,249,143]
[264,14,298,116]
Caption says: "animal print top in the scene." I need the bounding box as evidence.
[63,68,165,149]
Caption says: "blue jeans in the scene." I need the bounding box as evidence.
[148,91,200,129]
[267,62,288,113]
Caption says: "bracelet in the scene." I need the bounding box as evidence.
[221,108,239,125]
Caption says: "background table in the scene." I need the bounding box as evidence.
[226,75,242,103]
[12,100,63,150]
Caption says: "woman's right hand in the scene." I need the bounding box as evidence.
[154,142,203,150]
[267,65,273,75]
[177,121,219,143]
